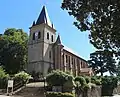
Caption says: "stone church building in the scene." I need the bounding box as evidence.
[27,6,93,76]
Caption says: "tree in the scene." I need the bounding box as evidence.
[88,50,116,76]
[116,61,120,76]
[61,0,120,57]
[0,28,28,74]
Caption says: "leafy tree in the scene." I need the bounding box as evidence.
[88,50,116,76]
[116,61,120,76]
[61,0,120,55]
[0,28,28,74]
[61,1,120,75]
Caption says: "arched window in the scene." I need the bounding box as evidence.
[38,31,41,39]
[33,33,35,40]
[47,33,49,40]
[51,35,53,42]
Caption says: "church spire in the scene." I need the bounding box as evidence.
[36,6,52,28]
[56,34,61,44]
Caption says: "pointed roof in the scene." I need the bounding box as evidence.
[32,21,36,26]
[56,34,61,44]
[36,6,52,28]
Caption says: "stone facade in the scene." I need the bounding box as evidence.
[27,6,93,76]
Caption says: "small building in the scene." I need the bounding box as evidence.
[27,6,93,76]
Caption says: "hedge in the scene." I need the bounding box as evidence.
[46,92,75,97]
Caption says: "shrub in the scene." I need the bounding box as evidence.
[84,76,91,84]
[101,76,118,96]
[64,74,75,87]
[14,71,31,84]
[0,66,9,89]
[46,92,75,97]
[89,83,96,89]
[74,76,86,86]
[46,70,68,86]
[95,80,101,85]
[91,76,101,85]
[63,74,75,92]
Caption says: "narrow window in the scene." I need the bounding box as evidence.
[81,61,83,68]
[72,57,73,64]
[33,33,35,40]
[51,35,53,42]
[49,51,51,59]
[38,31,41,39]
[47,33,49,40]
[69,56,70,64]
[74,58,76,69]
[66,55,68,63]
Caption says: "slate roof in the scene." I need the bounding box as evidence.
[63,45,86,61]
[36,6,53,28]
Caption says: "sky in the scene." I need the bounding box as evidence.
[0,0,96,60]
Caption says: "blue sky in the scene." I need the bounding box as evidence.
[0,0,95,60]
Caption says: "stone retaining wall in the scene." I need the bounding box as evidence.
[76,86,101,97]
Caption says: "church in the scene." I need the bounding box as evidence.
[27,6,93,76]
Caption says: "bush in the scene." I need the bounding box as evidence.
[46,70,69,86]
[95,80,101,85]
[101,76,118,96]
[84,76,91,84]
[14,71,31,84]
[46,92,75,97]
[0,66,9,89]
[74,76,86,86]
[83,84,90,90]
[91,76,101,85]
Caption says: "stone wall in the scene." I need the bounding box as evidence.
[113,85,120,95]
[76,86,101,97]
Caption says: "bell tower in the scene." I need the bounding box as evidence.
[28,6,56,76]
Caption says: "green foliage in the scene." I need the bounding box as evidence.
[46,70,74,86]
[14,71,31,84]
[101,76,118,96]
[74,76,86,86]
[91,76,101,85]
[62,0,120,55]
[102,76,118,88]
[88,50,116,76]
[0,66,9,89]
[94,80,101,85]
[116,62,120,76]
[63,74,75,87]
[62,0,119,75]
[0,28,28,74]
[46,92,75,97]
[74,76,91,96]
[83,84,90,91]
[84,76,91,84]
